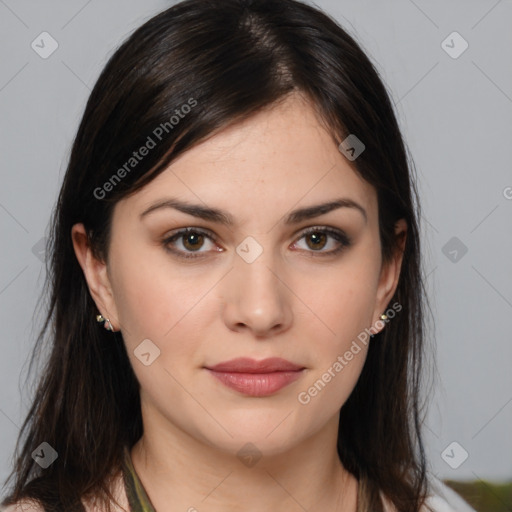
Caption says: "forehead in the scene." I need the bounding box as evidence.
[114,94,377,226]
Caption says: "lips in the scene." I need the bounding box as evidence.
[206,357,304,373]
[205,357,305,397]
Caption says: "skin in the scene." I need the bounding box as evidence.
[72,92,406,512]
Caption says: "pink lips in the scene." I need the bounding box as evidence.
[205,357,305,397]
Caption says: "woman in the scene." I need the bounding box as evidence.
[1,0,476,511]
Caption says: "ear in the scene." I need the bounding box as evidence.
[371,218,407,332]
[71,223,119,331]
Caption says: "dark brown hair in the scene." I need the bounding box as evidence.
[2,1,435,510]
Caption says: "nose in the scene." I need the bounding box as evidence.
[221,247,293,338]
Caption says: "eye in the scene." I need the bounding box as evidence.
[162,226,352,260]
[162,227,220,259]
[292,226,351,257]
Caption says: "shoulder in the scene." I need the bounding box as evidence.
[0,501,45,512]
[1,470,129,512]
[380,475,477,512]
[422,476,476,512]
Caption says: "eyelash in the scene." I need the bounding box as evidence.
[162,226,352,260]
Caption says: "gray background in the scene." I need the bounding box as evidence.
[0,0,511,490]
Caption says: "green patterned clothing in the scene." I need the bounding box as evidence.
[122,447,157,512]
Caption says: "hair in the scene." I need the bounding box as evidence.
[2,1,436,511]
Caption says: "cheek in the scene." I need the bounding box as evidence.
[111,255,213,405]
[111,244,218,360]
[304,255,380,354]
[297,268,375,412]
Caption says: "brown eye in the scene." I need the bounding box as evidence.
[304,231,328,250]
[293,227,351,256]
[162,228,219,259]
[181,231,205,251]
[162,226,351,260]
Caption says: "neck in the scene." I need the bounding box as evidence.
[129,412,358,512]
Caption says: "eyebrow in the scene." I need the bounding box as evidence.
[139,197,367,225]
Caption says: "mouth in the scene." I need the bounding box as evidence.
[204,357,305,397]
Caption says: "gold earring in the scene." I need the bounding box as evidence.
[96,314,115,332]
[380,314,388,320]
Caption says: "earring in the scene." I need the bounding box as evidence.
[370,313,388,338]
[96,314,115,332]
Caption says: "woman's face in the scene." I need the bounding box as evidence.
[73,93,405,458]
